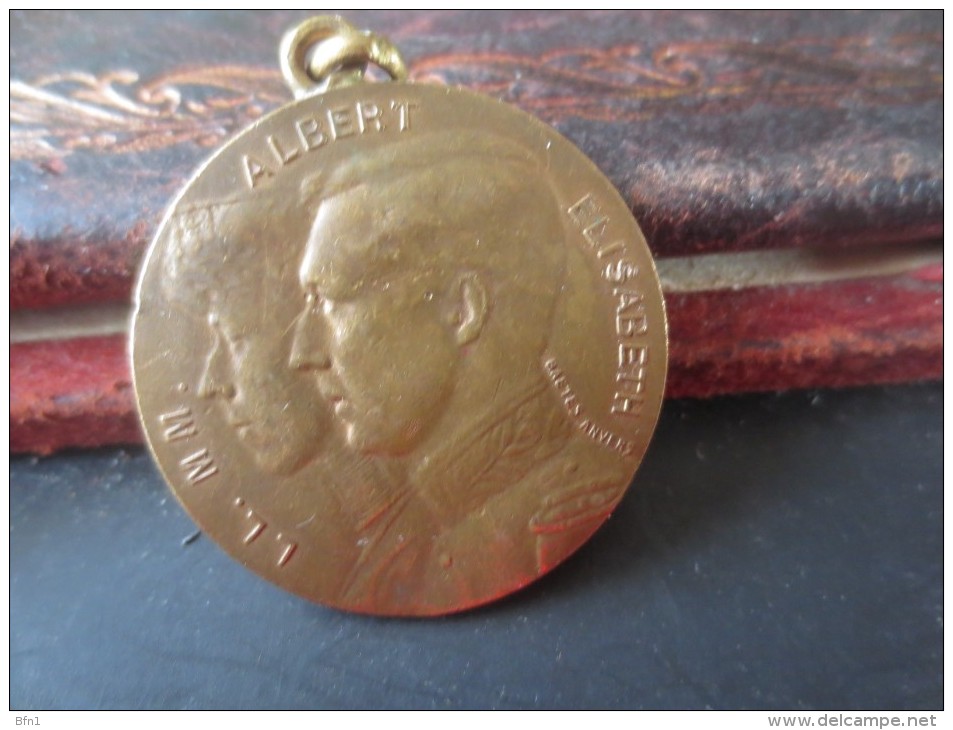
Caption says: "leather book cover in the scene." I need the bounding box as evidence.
[10,10,942,454]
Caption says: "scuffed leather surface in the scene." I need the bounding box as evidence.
[11,10,942,308]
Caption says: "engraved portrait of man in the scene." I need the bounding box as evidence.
[289,133,629,613]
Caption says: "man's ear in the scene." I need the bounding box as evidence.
[451,272,487,346]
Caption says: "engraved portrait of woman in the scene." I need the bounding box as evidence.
[161,193,333,476]
[158,189,404,602]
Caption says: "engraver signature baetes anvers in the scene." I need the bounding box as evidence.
[162,133,629,613]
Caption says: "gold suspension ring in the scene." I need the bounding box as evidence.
[279,15,408,98]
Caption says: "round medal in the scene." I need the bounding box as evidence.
[131,16,668,616]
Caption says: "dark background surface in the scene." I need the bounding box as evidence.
[12,10,942,309]
[10,383,942,710]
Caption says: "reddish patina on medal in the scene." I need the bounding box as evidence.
[131,16,667,615]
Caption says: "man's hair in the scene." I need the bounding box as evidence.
[302,131,571,354]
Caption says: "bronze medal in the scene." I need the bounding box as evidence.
[131,16,668,616]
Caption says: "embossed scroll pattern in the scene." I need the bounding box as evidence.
[12,34,939,161]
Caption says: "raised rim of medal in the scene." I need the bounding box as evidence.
[130,81,668,616]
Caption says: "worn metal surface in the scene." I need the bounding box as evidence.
[130,20,667,615]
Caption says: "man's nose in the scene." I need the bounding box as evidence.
[197,337,236,399]
[289,308,332,371]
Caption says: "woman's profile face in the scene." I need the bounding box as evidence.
[198,301,330,476]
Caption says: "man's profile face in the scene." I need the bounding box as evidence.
[198,298,330,475]
[290,190,460,457]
